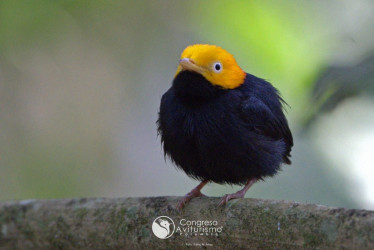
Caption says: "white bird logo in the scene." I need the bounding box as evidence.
[152,216,175,239]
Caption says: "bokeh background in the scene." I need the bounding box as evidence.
[1,0,374,210]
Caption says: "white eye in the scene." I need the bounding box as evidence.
[213,62,223,73]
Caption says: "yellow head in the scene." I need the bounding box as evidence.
[174,44,246,89]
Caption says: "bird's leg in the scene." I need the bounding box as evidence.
[219,178,258,206]
[177,180,209,211]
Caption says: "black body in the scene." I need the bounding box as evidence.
[157,71,293,185]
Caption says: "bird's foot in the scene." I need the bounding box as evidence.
[218,190,246,207]
[218,178,258,207]
[177,189,206,211]
[177,181,208,211]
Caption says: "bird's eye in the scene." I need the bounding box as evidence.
[213,62,223,73]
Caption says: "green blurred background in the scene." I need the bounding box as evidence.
[1,0,374,210]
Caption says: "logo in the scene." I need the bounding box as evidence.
[152,216,175,239]
[151,216,223,240]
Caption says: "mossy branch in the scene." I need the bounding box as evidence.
[0,197,373,249]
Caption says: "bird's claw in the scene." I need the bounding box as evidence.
[176,190,206,212]
[218,192,245,207]
[218,194,231,207]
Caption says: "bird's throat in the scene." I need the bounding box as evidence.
[173,71,225,102]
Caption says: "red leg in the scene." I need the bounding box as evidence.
[219,178,258,206]
[177,180,208,211]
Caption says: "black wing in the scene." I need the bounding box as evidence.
[240,95,293,164]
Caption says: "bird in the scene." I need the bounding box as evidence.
[157,44,293,210]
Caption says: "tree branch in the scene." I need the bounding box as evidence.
[0,197,373,249]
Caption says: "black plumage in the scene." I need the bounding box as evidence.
[157,70,293,185]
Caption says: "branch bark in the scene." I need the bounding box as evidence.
[0,197,373,249]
